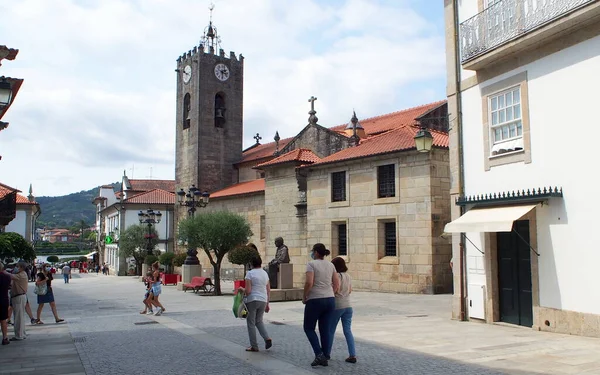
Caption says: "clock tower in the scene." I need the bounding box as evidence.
[174,10,244,198]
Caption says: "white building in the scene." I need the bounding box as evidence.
[4,185,40,242]
[444,0,600,337]
[93,174,175,276]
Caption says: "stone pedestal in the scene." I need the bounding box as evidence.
[141,264,149,282]
[278,263,294,289]
[182,264,201,284]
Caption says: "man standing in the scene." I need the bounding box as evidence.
[267,237,290,289]
[0,262,12,345]
[7,262,28,341]
[62,264,71,284]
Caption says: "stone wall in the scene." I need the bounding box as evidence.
[264,165,308,286]
[306,149,452,294]
[281,124,353,158]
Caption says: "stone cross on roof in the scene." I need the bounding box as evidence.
[308,96,318,125]
[253,133,262,144]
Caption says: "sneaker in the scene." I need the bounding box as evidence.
[154,308,163,316]
[146,310,154,315]
[345,356,357,363]
[311,354,328,367]
[30,318,36,325]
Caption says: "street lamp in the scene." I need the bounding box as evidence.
[414,126,434,153]
[177,185,210,265]
[138,209,162,256]
[0,77,12,109]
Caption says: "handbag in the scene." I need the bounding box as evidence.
[232,293,248,319]
[34,283,48,296]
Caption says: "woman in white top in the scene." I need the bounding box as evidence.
[327,257,356,363]
[244,256,272,352]
[303,243,340,367]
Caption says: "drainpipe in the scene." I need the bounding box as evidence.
[453,0,467,322]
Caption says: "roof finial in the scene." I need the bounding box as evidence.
[28,183,34,202]
[308,96,318,125]
[253,133,262,145]
[200,2,222,54]
[274,131,281,155]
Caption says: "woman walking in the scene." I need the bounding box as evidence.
[243,256,272,352]
[35,264,64,324]
[327,257,357,363]
[303,243,339,367]
[148,262,165,316]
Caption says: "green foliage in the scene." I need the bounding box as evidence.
[36,182,120,228]
[172,252,187,267]
[47,255,59,263]
[145,254,158,266]
[159,252,176,273]
[87,232,97,241]
[119,224,159,275]
[178,211,252,295]
[79,256,87,262]
[0,232,35,262]
[228,245,260,274]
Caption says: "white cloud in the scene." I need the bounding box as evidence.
[0,0,445,196]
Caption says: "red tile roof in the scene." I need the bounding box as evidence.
[0,46,19,63]
[128,179,175,193]
[330,100,446,136]
[125,189,175,205]
[16,193,37,205]
[309,125,449,167]
[210,179,265,199]
[0,182,19,200]
[240,137,293,164]
[239,100,446,166]
[256,148,321,168]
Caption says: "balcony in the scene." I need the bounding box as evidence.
[460,0,600,70]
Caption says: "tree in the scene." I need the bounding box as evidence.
[0,232,35,262]
[47,255,59,263]
[178,211,252,295]
[172,252,187,268]
[228,244,260,275]
[119,224,158,276]
[159,252,176,274]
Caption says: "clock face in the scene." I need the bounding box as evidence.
[214,63,230,81]
[183,65,192,84]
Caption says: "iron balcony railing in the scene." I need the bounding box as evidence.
[460,0,597,63]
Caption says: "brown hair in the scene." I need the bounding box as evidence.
[331,257,348,273]
[312,243,331,259]
[152,261,160,269]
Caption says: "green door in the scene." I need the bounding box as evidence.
[497,220,533,327]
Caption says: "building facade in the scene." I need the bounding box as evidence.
[93,175,175,275]
[3,185,40,242]
[444,0,600,336]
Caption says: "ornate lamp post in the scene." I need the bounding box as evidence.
[138,209,162,256]
[177,185,210,265]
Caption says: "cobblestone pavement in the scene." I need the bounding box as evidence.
[5,272,600,374]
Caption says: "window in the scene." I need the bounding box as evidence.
[260,215,265,240]
[384,222,396,257]
[489,86,523,155]
[183,93,191,130]
[214,92,226,127]
[377,164,395,198]
[338,224,347,256]
[331,171,346,202]
[481,72,531,170]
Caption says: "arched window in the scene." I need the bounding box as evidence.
[214,92,226,128]
[183,93,191,130]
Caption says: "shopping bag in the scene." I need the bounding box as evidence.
[232,292,248,319]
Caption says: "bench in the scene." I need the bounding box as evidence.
[183,276,214,294]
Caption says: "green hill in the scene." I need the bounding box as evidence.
[36,182,120,229]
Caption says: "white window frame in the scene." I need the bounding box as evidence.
[488,85,523,155]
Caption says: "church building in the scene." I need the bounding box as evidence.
[174,16,453,294]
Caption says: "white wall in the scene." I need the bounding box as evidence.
[123,209,173,242]
[460,34,600,314]
[5,209,26,238]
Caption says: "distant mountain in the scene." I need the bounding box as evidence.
[36,182,120,229]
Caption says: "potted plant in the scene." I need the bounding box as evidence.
[227,244,260,292]
[159,252,179,285]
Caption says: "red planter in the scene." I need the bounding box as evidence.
[161,273,181,286]
[233,280,246,294]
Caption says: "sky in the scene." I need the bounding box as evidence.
[0,0,445,197]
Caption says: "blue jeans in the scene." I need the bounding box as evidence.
[303,297,335,356]
[328,307,356,357]
[63,274,69,283]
